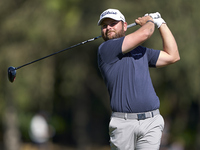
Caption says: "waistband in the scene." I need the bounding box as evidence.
[111,109,160,120]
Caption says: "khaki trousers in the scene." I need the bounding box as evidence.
[109,114,164,150]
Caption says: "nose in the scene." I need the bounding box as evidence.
[106,24,112,30]
[107,24,111,28]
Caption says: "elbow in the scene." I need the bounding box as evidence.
[168,46,180,64]
[174,49,180,62]
[176,55,180,62]
[144,29,153,39]
[174,56,180,63]
[172,57,180,64]
[141,28,154,41]
[172,52,180,64]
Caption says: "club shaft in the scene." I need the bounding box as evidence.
[127,22,137,28]
[15,35,102,70]
[15,23,137,70]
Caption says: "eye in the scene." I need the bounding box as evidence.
[101,21,119,29]
[111,22,118,27]
[102,24,107,29]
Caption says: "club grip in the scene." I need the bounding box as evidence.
[127,22,137,28]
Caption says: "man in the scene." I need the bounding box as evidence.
[97,9,180,150]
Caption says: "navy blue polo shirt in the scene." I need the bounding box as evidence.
[98,37,160,113]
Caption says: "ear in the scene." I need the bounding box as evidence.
[124,22,128,32]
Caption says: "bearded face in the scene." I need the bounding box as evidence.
[101,20,126,41]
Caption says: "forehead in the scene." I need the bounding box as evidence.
[101,18,119,25]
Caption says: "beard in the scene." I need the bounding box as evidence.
[102,23,125,41]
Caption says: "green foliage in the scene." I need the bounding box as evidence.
[0,0,200,149]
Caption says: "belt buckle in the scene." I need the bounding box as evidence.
[137,113,146,120]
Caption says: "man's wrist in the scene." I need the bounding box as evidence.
[146,20,154,24]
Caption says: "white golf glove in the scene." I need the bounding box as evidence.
[149,12,161,19]
[149,12,166,28]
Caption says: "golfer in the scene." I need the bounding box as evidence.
[97,9,180,150]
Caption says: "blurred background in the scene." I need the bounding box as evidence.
[0,0,200,150]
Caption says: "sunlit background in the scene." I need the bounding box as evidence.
[1,0,200,150]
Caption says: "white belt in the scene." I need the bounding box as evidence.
[112,109,160,120]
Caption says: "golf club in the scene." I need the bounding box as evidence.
[7,22,138,83]
[11,17,166,83]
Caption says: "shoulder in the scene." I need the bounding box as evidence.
[98,37,125,64]
[99,37,125,51]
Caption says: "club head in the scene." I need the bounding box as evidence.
[8,66,16,83]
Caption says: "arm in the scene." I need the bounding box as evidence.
[156,24,180,67]
[122,15,155,54]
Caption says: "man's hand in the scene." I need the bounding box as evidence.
[149,12,166,28]
[135,15,154,26]
[153,18,166,28]
[148,12,161,20]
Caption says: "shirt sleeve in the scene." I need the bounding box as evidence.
[146,47,160,67]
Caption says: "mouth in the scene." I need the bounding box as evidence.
[106,31,115,37]
[107,30,115,34]
[102,30,116,41]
